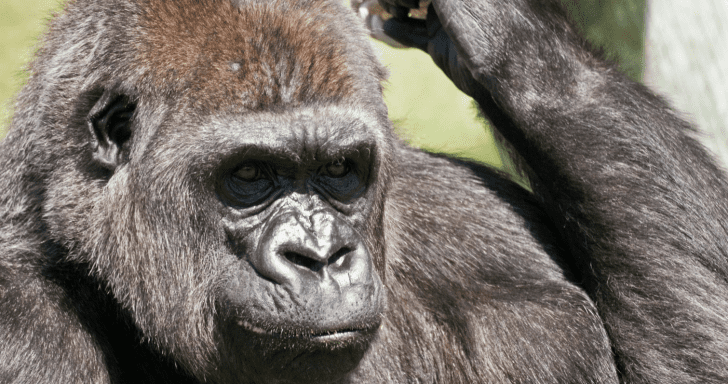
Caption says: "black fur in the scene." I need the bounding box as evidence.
[0,0,726,383]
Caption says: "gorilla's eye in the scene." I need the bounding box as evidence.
[316,158,364,203]
[224,162,275,207]
[234,163,261,181]
[325,159,349,178]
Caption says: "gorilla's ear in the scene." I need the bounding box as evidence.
[87,89,135,171]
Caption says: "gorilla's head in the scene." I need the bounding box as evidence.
[28,0,393,382]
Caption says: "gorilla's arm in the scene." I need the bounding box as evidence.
[381,0,728,382]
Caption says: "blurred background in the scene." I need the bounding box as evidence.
[1,0,726,176]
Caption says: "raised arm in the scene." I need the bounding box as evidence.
[377,1,728,382]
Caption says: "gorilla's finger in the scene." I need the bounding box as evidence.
[382,17,429,51]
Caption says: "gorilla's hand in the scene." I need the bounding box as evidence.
[377,0,514,97]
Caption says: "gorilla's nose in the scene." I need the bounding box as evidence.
[251,211,374,294]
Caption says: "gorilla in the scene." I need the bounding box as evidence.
[1,0,727,383]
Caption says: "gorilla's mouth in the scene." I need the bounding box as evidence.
[224,317,379,382]
[237,319,380,344]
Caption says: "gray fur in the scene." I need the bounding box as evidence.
[0,0,726,383]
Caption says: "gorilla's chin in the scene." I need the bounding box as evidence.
[222,320,380,383]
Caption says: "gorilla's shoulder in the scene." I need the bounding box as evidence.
[383,143,574,289]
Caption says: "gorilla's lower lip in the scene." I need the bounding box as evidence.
[237,320,376,341]
[308,329,365,342]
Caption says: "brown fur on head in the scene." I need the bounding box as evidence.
[138,0,361,111]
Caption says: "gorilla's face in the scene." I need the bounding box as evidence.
[70,1,393,382]
[210,107,387,382]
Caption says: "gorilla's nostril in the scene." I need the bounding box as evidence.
[284,252,326,272]
[329,247,352,266]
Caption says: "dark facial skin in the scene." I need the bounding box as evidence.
[214,125,384,382]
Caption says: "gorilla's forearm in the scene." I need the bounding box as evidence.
[462,1,728,381]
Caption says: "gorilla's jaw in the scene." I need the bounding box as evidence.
[219,314,382,383]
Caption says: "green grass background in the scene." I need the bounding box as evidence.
[0,0,645,173]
